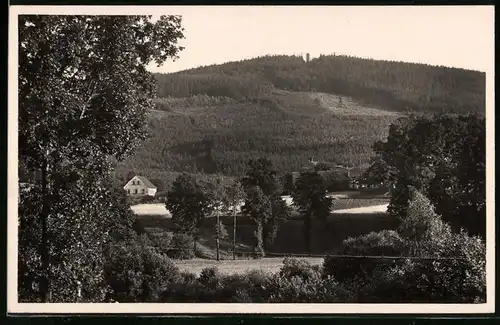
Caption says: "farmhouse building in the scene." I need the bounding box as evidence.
[123,175,157,197]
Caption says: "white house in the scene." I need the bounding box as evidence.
[123,175,157,197]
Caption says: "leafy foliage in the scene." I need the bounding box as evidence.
[361,157,397,187]
[241,158,291,251]
[292,171,334,253]
[241,186,272,257]
[167,233,195,260]
[265,197,292,247]
[376,114,486,237]
[18,15,184,302]
[165,173,213,253]
[242,158,282,196]
[322,188,486,303]
[361,188,486,302]
[104,243,181,302]
[323,230,406,285]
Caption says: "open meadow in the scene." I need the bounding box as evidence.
[132,191,395,273]
[174,257,324,276]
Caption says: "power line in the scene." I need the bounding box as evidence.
[262,252,468,261]
[108,244,469,261]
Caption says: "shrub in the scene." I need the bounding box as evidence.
[399,188,485,302]
[104,243,181,302]
[161,271,201,303]
[219,273,254,303]
[237,270,272,303]
[195,269,273,303]
[195,267,225,302]
[198,267,222,288]
[264,257,339,303]
[148,232,173,255]
[280,257,316,281]
[340,188,486,303]
[323,230,406,283]
[167,233,195,260]
[268,269,338,303]
[360,236,485,303]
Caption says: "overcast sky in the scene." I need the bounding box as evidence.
[146,5,494,74]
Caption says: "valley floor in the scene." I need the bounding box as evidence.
[131,191,391,217]
[130,191,395,275]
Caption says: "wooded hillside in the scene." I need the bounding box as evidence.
[155,54,485,114]
[116,55,485,187]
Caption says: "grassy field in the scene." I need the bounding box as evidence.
[174,257,324,276]
[133,193,398,274]
[131,189,391,217]
[135,207,398,258]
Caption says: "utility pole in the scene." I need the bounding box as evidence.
[333,165,358,189]
[333,165,356,178]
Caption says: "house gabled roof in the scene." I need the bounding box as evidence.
[136,176,157,189]
[124,175,157,189]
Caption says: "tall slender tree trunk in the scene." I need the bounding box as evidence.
[254,220,264,258]
[216,213,220,261]
[40,159,51,302]
[232,209,237,260]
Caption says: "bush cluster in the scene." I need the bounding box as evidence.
[103,188,485,303]
[167,233,195,260]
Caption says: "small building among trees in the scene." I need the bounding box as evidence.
[123,175,157,197]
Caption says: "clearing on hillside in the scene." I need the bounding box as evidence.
[270,89,402,117]
[309,92,403,116]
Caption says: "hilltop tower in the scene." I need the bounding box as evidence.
[306,53,310,63]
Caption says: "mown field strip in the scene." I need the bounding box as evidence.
[131,196,391,217]
[174,257,324,276]
[332,204,389,214]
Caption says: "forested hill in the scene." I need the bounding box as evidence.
[154,54,485,114]
[114,55,485,187]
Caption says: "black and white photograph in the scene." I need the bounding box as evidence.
[8,5,495,314]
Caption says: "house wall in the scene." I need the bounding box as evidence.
[124,183,149,196]
[124,176,155,196]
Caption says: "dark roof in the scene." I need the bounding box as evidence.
[136,176,157,189]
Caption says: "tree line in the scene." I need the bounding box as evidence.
[154,54,485,114]
[165,158,334,259]
[97,184,486,303]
